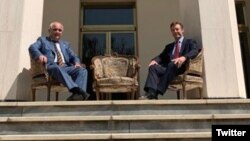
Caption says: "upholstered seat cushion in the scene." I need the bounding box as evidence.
[169,75,203,92]
[97,77,138,86]
[171,74,203,84]
[32,75,48,83]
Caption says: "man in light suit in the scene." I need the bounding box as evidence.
[29,21,89,101]
[142,21,199,99]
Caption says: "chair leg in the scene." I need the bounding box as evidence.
[131,92,135,100]
[199,87,203,99]
[177,91,181,99]
[182,83,187,99]
[96,90,100,100]
[47,85,51,101]
[101,92,105,100]
[56,92,59,101]
[32,88,36,101]
[182,87,187,99]
[183,91,187,99]
[107,93,112,100]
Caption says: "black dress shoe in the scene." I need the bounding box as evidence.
[66,93,83,101]
[69,87,80,94]
[78,89,90,101]
[82,92,90,100]
[67,92,90,101]
[69,87,90,101]
[139,92,158,100]
[146,92,158,100]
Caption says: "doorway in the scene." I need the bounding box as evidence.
[235,0,250,98]
[80,1,137,100]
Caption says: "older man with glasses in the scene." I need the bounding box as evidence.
[29,21,89,101]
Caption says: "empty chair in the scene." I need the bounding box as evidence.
[91,54,140,100]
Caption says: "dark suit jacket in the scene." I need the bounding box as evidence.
[29,36,80,66]
[153,38,199,68]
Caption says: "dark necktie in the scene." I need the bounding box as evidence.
[174,40,180,58]
[54,43,64,67]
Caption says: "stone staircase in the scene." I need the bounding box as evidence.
[1,99,250,141]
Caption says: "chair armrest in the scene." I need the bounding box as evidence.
[90,64,97,80]
[90,64,104,80]
[185,51,203,76]
[132,63,141,77]
[30,58,49,81]
[126,56,140,78]
[90,64,95,70]
[43,63,49,80]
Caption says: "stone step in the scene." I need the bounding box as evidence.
[0,132,211,141]
[1,99,250,117]
[1,99,249,140]
[1,114,250,122]
[0,114,249,135]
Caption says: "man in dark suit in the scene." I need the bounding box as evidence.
[29,21,89,101]
[142,21,199,99]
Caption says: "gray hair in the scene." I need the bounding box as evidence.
[48,21,64,30]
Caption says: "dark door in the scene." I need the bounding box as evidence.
[236,1,250,98]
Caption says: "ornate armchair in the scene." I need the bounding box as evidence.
[168,49,204,99]
[91,54,140,100]
[30,58,68,101]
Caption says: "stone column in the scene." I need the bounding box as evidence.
[0,0,44,101]
[179,0,246,98]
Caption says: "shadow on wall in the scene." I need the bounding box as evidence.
[4,68,32,101]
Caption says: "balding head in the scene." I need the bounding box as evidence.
[48,21,64,41]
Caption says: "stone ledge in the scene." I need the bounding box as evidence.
[112,132,211,139]
[0,116,111,122]
[0,132,211,140]
[113,114,250,120]
[1,114,250,122]
[1,99,250,107]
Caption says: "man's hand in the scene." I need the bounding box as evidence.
[38,55,47,64]
[149,60,159,66]
[172,56,186,68]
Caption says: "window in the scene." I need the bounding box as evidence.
[80,2,137,66]
[84,7,134,25]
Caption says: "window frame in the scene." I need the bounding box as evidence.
[79,0,137,61]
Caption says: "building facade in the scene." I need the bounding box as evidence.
[0,0,249,101]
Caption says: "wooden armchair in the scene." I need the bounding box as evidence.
[168,50,204,99]
[91,54,140,100]
[30,58,68,101]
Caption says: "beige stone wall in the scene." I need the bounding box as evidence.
[136,0,181,98]
[0,0,44,100]
[42,0,80,54]
[198,0,245,98]
[0,0,247,100]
